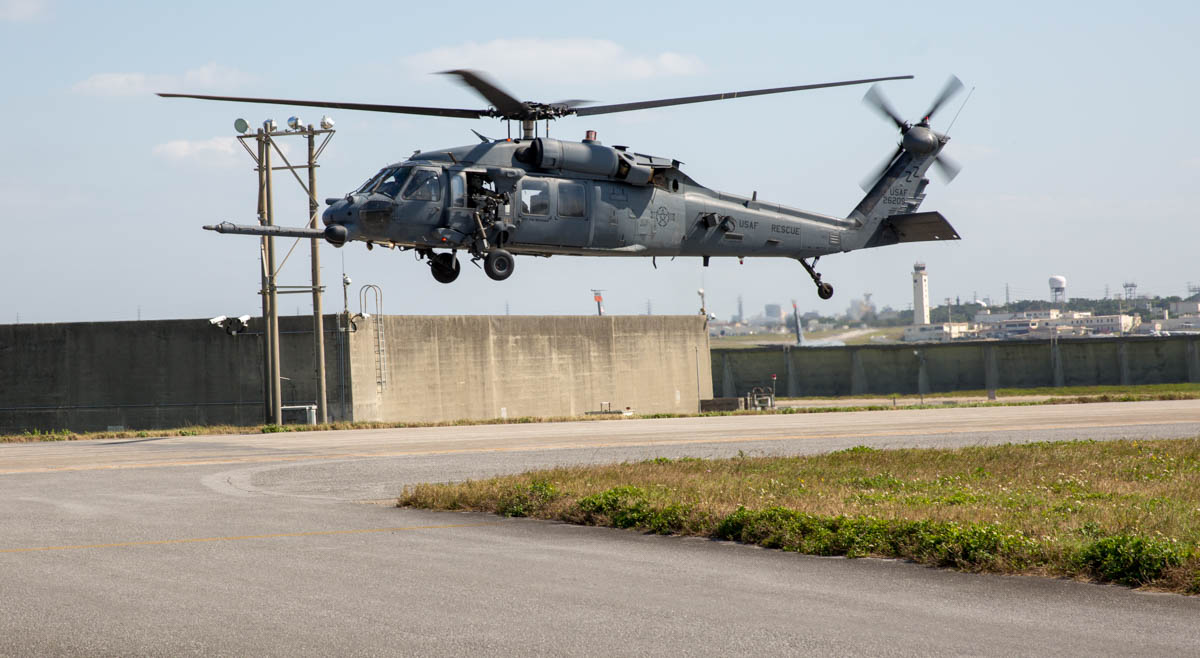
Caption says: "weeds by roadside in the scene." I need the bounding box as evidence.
[399,438,1200,594]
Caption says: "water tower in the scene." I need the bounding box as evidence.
[1049,275,1067,304]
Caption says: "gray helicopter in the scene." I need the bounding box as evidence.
[161,71,964,299]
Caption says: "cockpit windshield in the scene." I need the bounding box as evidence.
[355,166,413,198]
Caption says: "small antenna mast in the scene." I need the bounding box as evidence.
[944,86,975,135]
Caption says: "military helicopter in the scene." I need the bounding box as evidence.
[160,71,964,299]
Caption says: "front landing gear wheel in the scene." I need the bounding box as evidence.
[484,249,514,281]
[817,282,834,300]
[430,253,460,284]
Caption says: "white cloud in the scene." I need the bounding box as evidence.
[152,136,290,168]
[152,137,239,167]
[402,38,704,83]
[73,63,254,97]
[0,0,47,21]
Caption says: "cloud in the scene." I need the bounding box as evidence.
[73,63,254,97]
[0,0,47,21]
[152,136,291,168]
[402,38,703,83]
[152,137,239,167]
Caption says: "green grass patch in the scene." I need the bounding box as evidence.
[399,438,1200,593]
[784,382,1200,401]
[5,385,1198,443]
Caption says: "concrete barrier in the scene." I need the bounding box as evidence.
[0,315,712,433]
[713,335,1200,398]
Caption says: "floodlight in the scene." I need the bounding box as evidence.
[320,115,334,130]
[234,118,249,134]
[287,116,303,131]
[263,119,277,132]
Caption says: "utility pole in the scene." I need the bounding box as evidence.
[1005,283,1010,306]
[239,117,335,426]
[307,126,328,424]
[264,129,282,425]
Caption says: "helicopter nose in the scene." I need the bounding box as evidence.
[322,198,355,227]
[321,198,357,247]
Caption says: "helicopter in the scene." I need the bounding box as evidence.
[160,70,964,299]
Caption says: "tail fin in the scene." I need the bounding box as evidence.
[845,78,965,250]
[844,141,960,249]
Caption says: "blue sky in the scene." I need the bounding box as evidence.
[2,0,1198,323]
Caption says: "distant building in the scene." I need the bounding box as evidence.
[903,322,975,342]
[1169,300,1200,316]
[763,304,784,323]
[912,263,930,325]
[975,309,1137,337]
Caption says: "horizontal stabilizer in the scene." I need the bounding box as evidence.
[203,221,326,239]
[883,211,960,242]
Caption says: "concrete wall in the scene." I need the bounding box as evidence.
[713,335,1200,397]
[0,315,711,433]
[0,316,347,433]
[349,315,712,423]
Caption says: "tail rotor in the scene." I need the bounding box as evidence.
[860,76,964,191]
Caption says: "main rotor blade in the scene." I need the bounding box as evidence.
[440,69,525,116]
[573,75,913,117]
[921,75,964,122]
[863,85,907,131]
[156,93,486,119]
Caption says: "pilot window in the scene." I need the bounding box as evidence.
[449,175,465,208]
[373,167,412,198]
[519,180,549,216]
[558,182,586,218]
[403,169,442,201]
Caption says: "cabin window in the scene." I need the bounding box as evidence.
[403,169,442,201]
[558,182,586,218]
[519,179,549,216]
[449,174,466,208]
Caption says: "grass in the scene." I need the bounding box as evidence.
[783,382,1200,401]
[4,383,1199,444]
[399,438,1200,594]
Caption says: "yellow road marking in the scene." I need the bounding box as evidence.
[0,522,502,554]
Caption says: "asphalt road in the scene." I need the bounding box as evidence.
[2,400,1199,656]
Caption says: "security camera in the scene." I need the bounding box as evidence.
[222,315,253,336]
[209,315,227,326]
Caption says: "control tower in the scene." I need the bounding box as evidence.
[913,263,930,325]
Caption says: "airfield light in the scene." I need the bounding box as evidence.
[234,118,250,134]
[287,116,303,131]
[320,115,335,130]
[263,119,277,132]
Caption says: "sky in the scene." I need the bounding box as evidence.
[2,0,1198,324]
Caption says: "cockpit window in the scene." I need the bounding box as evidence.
[402,168,442,201]
[355,169,388,194]
[356,166,413,198]
[374,167,412,198]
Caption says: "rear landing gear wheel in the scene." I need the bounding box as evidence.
[484,249,514,281]
[798,257,834,300]
[430,252,460,284]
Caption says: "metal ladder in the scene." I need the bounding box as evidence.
[359,284,387,390]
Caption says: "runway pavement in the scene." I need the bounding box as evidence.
[2,400,1199,655]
